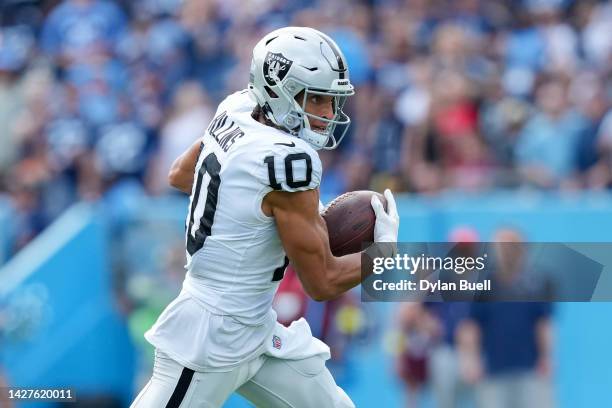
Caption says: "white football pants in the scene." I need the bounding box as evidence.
[130,350,355,408]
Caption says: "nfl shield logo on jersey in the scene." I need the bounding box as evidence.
[272,335,282,350]
[263,52,293,86]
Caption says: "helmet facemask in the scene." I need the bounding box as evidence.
[270,76,354,150]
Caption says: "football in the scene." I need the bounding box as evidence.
[322,190,387,256]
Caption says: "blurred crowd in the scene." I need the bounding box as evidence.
[393,227,554,408]
[0,0,611,250]
[0,2,604,405]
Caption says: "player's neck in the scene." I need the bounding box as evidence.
[251,105,288,133]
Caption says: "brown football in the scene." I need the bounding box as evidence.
[322,190,387,256]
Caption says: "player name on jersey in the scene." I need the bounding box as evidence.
[207,111,245,152]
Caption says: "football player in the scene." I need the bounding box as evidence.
[131,27,400,408]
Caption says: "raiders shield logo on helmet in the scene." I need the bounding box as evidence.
[263,52,293,86]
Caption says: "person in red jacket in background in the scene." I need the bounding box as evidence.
[272,266,309,327]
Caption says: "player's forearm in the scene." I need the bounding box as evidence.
[298,221,364,301]
[168,139,203,193]
[322,252,364,299]
[287,234,361,301]
[296,251,364,301]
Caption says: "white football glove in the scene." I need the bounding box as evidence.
[371,189,400,243]
[319,200,326,214]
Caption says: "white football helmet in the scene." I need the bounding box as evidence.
[248,27,355,150]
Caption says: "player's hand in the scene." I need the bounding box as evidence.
[371,189,399,242]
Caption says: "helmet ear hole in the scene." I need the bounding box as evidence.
[264,86,279,99]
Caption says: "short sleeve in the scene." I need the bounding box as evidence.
[255,144,322,193]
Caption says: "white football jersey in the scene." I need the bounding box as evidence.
[184,89,322,322]
[145,90,325,371]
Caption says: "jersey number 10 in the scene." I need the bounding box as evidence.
[264,153,313,190]
[187,152,221,256]
[186,151,293,282]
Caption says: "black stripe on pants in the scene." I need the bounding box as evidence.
[165,367,195,408]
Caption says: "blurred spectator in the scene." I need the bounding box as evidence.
[578,1,612,68]
[41,0,127,67]
[530,1,579,74]
[515,76,583,189]
[319,290,369,370]
[480,94,531,185]
[147,81,213,195]
[426,301,473,408]
[457,228,555,408]
[272,266,309,327]
[586,108,612,189]
[410,68,495,191]
[395,302,440,408]
[425,226,480,408]
[0,25,34,173]
[569,72,610,187]
[369,89,406,191]
[0,369,14,408]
